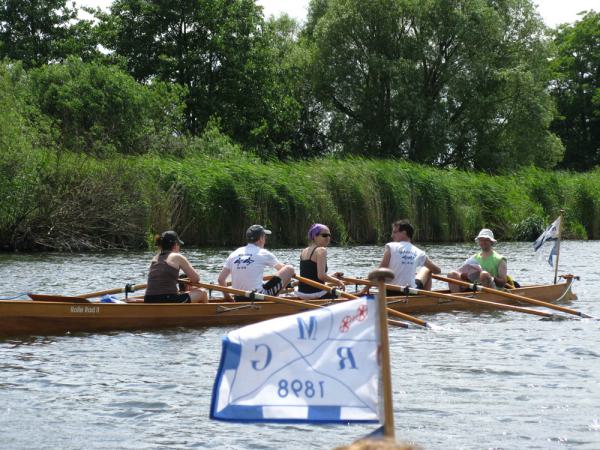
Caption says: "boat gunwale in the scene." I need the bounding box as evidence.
[24,280,575,307]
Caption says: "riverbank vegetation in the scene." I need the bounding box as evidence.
[2,138,600,250]
[0,1,598,250]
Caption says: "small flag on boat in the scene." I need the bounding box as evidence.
[210,296,381,423]
[533,216,561,267]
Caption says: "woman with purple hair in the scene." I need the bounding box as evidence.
[296,223,345,299]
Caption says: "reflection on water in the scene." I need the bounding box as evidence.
[1,242,599,449]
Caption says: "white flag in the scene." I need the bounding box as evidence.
[210,297,381,423]
[533,216,561,267]
[533,216,560,252]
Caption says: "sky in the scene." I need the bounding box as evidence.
[255,0,597,26]
[77,0,597,28]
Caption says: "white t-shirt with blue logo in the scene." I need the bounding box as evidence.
[386,241,427,288]
[224,243,281,291]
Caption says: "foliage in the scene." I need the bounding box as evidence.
[0,0,96,67]
[551,11,600,170]
[2,0,596,169]
[305,0,563,171]
[0,62,152,250]
[2,1,600,251]
[0,61,54,249]
[95,0,302,158]
[185,118,249,160]
[264,15,329,159]
[513,215,547,241]
[1,152,153,250]
[27,57,187,156]
[3,144,600,250]
[26,155,151,250]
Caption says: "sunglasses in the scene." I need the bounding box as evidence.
[319,233,331,238]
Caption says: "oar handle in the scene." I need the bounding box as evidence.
[432,274,589,318]
[432,274,483,291]
[293,274,357,300]
[187,281,322,310]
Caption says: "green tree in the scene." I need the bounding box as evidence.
[96,0,301,158]
[551,11,600,171]
[258,15,330,159]
[0,61,54,248]
[306,0,563,171]
[0,0,96,67]
[28,57,187,156]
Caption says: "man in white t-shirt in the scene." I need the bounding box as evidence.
[377,220,440,295]
[218,225,294,301]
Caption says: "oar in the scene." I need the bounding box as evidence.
[339,276,570,320]
[184,280,407,328]
[28,283,147,304]
[78,283,147,299]
[293,274,429,328]
[432,274,592,319]
[29,293,92,303]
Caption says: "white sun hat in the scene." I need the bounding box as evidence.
[475,228,497,243]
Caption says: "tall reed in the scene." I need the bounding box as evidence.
[2,151,599,250]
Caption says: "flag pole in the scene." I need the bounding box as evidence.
[368,268,395,439]
[553,209,564,284]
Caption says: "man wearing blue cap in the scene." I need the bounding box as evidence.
[218,225,294,301]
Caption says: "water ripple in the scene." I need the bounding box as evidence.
[1,242,600,449]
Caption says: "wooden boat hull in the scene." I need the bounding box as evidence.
[384,280,577,314]
[0,280,577,337]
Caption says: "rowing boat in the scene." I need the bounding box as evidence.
[0,278,577,337]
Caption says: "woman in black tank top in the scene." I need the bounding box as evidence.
[144,230,208,303]
[297,224,345,299]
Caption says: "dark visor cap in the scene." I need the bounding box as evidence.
[161,230,184,246]
[246,224,272,242]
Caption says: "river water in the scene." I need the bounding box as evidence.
[0,241,598,449]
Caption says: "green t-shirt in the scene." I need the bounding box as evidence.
[473,251,505,277]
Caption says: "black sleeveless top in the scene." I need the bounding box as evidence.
[298,247,327,293]
[145,252,179,296]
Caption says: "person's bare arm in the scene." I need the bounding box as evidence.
[218,267,233,301]
[174,254,200,283]
[315,248,344,288]
[379,246,391,268]
[495,259,508,286]
[424,257,441,274]
[358,246,390,295]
